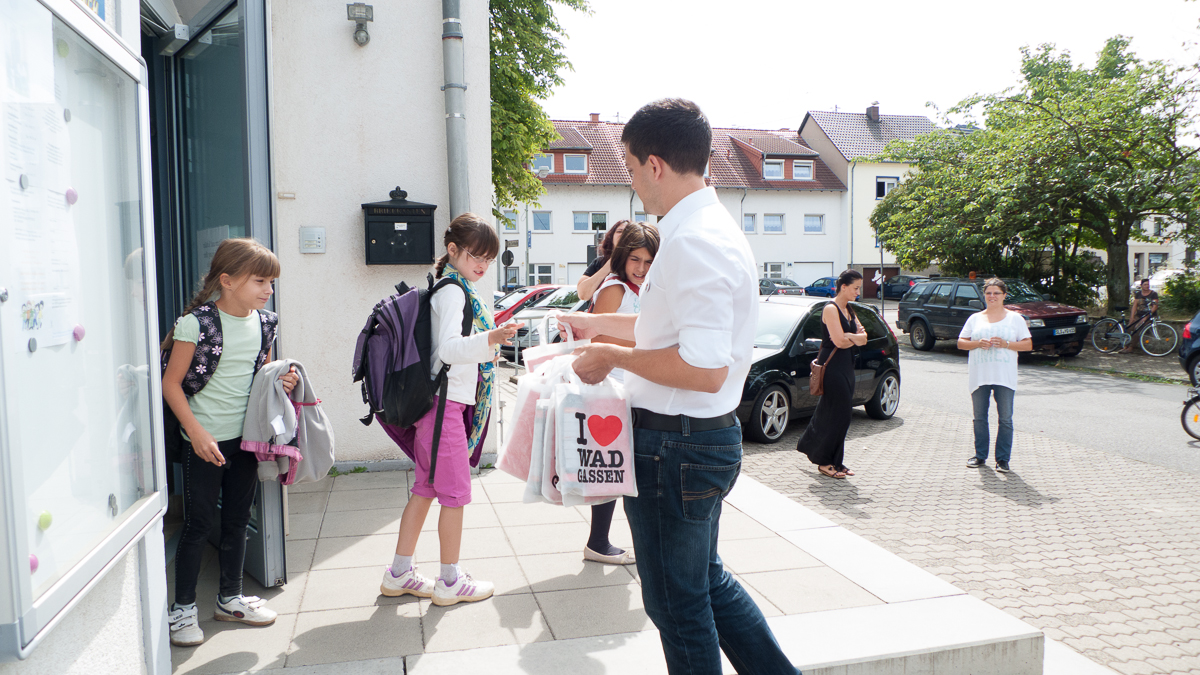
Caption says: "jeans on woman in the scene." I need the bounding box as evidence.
[174,438,260,605]
[971,385,1015,463]
[623,420,798,675]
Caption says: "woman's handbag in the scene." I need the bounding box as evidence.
[809,347,837,397]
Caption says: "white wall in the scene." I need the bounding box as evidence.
[510,185,641,285]
[0,550,146,675]
[270,1,492,462]
[848,161,907,267]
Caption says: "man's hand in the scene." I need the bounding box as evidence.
[571,343,622,383]
[558,313,600,340]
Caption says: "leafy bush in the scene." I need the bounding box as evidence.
[1162,273,1200,314]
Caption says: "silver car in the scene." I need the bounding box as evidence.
[500,286,587,362]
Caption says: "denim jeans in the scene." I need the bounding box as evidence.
[971,385,1015,463]
[623,421,798,675]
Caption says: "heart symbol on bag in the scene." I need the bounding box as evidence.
[587,415,623,447]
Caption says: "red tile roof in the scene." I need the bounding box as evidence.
[541,120,845,191]
[547,127,592,151]
[802,111,937,160]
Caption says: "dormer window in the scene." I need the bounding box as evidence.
[763,159,784,180]
[531,153,553,173]
[564,154,587,174]
[793,160,814,180]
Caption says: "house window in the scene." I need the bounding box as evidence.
[564,154,587,174]
[764,214,784,233]
[765,262,784,279]
[1149,253,1168,274]
[876,177,898,199]
[793,160,814,180]
[635,212,649,223]
[532,211,551,231]
[573,212,590,232]
[763,160,784,180]
[505,267,520,288]
[574,212,607,232]
[1153,219,1164,237]
[502,209,518,232]
[531,153,553,174]
[528,263,553,285]
[743,213,756,234]
[803,215,824,234]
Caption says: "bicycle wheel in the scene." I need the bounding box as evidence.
[1091,318,1123,353]
[1182,398,1200,440]
[1141,322,1179,357]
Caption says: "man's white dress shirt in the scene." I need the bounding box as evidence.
[625,187,758,418]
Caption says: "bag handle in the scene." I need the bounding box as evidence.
[538,309,576,349]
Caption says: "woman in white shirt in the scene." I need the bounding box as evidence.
[581,220,658,565]
[956,278,1033,473]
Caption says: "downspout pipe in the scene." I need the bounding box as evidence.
[442,0,469,217]
[629,189,636,221]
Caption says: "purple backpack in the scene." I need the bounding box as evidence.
[352,274,470,480]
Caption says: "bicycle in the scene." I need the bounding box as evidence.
[1090,311,1179,357]
[1183,388,1200,440]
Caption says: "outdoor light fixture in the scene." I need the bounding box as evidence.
[347,3,373,46]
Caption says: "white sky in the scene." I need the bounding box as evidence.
[541,0,1200,130]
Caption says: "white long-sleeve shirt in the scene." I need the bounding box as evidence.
[626,187,758,418]
[429,282,494,405]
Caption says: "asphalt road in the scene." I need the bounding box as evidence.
[893,339,1200,476]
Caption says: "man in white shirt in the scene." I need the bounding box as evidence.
[560,99,797,675]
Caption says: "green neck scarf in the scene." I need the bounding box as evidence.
[444,265,496,452]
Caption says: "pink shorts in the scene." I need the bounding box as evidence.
[409,398,473,508]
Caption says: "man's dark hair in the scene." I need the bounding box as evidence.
[621,98,711,177]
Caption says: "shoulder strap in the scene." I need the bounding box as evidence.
[430,277,473,337]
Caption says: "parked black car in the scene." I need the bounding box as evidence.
[1179,310,1200,385]
[895,278,1090,356]
[882,275,928,300]
[759,277,806,296]
[738,296,901,443]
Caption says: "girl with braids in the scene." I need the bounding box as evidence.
[161,238,297,646]
[380,213,520,606]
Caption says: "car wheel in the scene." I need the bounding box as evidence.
[1189,354,1200,387]
[909,320,935,351]
[747,385,790,443]
[865,371,900,420]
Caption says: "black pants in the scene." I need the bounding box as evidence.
[174,438,259,605]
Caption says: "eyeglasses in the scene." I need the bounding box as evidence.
[465,250,496,266]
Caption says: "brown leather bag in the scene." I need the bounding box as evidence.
[810,307,857,397]
[809,347,837,397]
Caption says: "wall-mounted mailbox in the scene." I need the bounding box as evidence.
[362,187,437,265]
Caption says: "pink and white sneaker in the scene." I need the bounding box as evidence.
[431,570,494,606]
[380,564,435,598]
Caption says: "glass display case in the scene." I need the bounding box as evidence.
[0,0,165,659]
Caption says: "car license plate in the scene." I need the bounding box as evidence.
[1053,327,1076,335]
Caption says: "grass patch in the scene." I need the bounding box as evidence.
[327,465,369,477]
[1036,359,1187,385]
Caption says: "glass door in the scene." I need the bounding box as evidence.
[149,0,285,589]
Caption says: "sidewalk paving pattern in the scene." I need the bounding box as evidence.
[741,402,1200,675]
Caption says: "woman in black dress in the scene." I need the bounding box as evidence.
[797,270,868,479]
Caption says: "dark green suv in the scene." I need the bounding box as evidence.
[895,278,1090,357]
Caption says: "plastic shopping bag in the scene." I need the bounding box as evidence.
[521,310,590,372]
[540,398,563,505]
[553,370,636,502]
[497,366,551,481]
[523,400,551,503]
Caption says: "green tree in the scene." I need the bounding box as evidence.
[873,37,1200,311]
[490,0,589,223]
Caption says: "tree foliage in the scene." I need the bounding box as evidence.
[872,37,1200,311]
[490,0,589,221]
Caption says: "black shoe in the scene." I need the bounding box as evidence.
[996,460,1010,473]
[966,457,984,468]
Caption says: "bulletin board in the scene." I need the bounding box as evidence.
[0,0,159,650]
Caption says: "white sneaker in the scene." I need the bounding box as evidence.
[380,564,435,598]
[431,570,494,606]
[168,604,204,647]
[214,595,277,626]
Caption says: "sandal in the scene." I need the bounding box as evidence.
[836,464,855,476]
[818,465,846,479]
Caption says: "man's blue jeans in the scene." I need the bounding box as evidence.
[623,421,798,675]
[971,385,1015,462]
